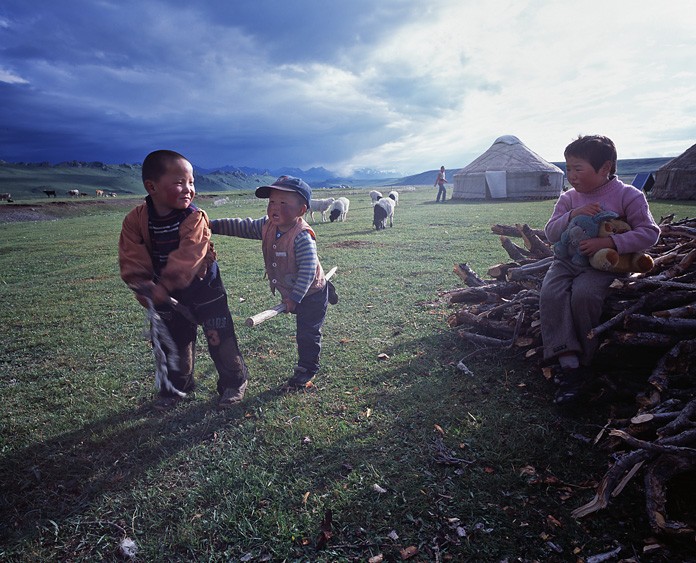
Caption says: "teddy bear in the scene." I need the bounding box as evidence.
[588,218,654,273]
[553,210,618,267]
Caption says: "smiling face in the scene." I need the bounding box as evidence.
[266,188,307,231]
[144,157,195,216]
[565,156,611,194]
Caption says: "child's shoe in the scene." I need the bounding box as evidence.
[286,367,315,388]
[553,367,589,404]
[219,380,247,408]
[153,396,179,412]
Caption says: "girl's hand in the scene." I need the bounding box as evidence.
[579,237,615,256]
[570,202,603,218]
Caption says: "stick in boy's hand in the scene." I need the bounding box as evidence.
[245,266,338,327]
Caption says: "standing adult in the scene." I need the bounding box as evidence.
[435,166,447,202]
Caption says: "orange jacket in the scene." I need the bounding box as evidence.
[118,201,217,294]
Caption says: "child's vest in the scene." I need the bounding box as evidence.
[261,217,325,300]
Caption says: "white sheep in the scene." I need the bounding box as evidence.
[329,197,350,222]
[388,190,399,206]
[369,190,383,206]
[373,197,395,230]
[305,197,335,222]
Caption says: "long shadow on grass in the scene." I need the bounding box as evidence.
[0,390,287,545]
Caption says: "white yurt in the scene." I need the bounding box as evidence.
[452,135,564,200]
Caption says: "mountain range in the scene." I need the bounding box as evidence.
[0,156,674,201]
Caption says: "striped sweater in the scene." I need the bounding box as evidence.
[211,216,319,303]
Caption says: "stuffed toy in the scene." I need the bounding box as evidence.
[553,210,618,267]
[589,218,654,273]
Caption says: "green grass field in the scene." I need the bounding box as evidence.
[1,189,695,562]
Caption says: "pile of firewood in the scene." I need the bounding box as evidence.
[445,215,696,537]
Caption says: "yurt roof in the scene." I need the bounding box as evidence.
[456,135,563,175]
[657,142,696,170]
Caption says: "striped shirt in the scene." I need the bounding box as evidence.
[211,216,318,302]
[146,196,197,277]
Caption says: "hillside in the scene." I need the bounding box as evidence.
[0,156,675,201]
[0,160,277,201]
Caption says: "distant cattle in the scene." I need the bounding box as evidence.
[80,192,88,197]
[109,192,117,197]
[43,190,57,198]
[96,190,104,197]
[0,193,11,201]
[67,189,79,197]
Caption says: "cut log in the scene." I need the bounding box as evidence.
[652,301,696,319]
[453,263,487,287]
[500,236,530,261]
[516,223,554,258]
[623,314,696,334]
[491,224,547,241]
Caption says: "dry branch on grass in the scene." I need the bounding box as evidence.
[443,215,696,536]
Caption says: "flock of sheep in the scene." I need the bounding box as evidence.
[304,189,399,231]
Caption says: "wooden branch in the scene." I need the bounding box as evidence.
[457,329,513,348]
[453,263,487,287]
[623,314,696,334]
[571,450,651,518]
[447,309,515,335]
[645,454,696,535]
[245,266,337,327]
[605,330,682,348]
[588,288,669,340]
[609,429,696,457]
[652,300,696,319]
[500,236,530,261]
[491,223,546,240]
[517,223,553,258]
[507,257,553,281]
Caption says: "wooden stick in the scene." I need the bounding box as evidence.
[246,266,337,327]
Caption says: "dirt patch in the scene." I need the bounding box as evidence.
[0,194,227,223]
[326,240,375,248]
[0,204,59,222]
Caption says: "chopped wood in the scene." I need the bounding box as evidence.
[491,223,547,240]
[500,235,530,261]
[445,215,696,532]
[453,262,487,287]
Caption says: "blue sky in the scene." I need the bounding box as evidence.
[1,0,695,175]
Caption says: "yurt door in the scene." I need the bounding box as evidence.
[485,171,507,198]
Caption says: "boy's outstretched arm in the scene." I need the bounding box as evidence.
[211,217,265,240]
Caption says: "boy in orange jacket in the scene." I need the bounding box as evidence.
[119,150,248,411]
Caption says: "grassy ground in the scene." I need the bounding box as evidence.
[1,189,695,562]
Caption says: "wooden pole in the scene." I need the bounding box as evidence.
[245,266,338,327]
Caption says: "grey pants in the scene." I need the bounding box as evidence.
[540,259,618,366]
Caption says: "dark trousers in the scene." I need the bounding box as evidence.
[293,284,328,375]
[156,262,247,397]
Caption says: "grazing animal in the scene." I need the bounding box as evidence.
[0,193,11,201]
[305,197,335,222]
[388,190,399,206]
[373,197,395,230]
[43,189,57,198]
[369,190,383,206]
[329,197,350,222]
[80,192,88,197]
[96,190,104,197]
[67,189,79,197]
[110,192,117,197]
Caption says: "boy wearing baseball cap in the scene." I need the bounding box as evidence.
[211,176,337,388]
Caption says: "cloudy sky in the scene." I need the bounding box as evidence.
[1,0,695,176]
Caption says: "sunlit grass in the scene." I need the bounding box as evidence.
[1,189,694,561]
